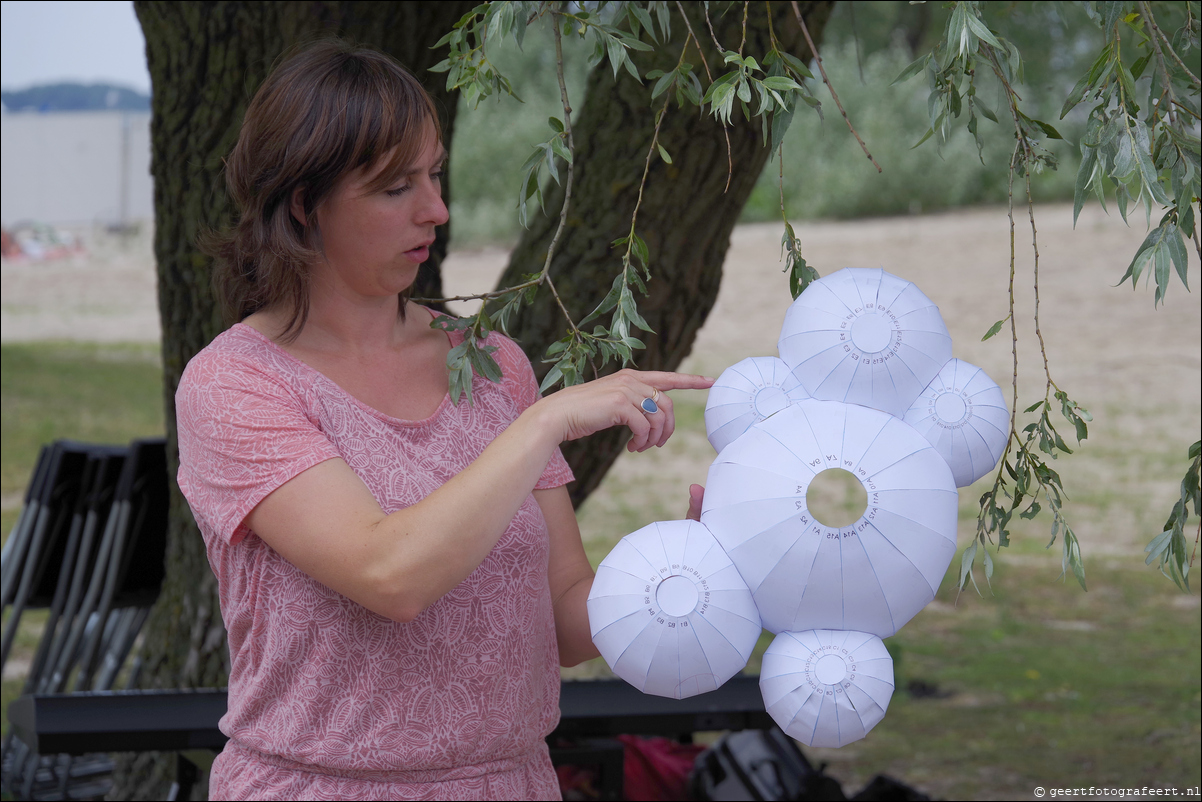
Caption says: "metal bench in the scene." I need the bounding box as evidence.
[9,676,772,799]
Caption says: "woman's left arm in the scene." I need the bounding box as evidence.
[537,482,708,667]
[537,486,599,668]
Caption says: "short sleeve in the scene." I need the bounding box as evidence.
[490,334,575,490]
[176,347,340,546]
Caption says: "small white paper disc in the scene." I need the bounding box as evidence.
[814,653,847,684]
[657,575,699,616]
[754,386,790,417]
[778,267,953,418]
[705,356,811,453]
[934,392,967,423]
[903,358,1009,487]
[759,629,895,748]
[850,313,892,353]
[588,519,762,699]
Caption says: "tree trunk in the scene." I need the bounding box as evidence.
[498,2,835,507]
[118,3,472,798]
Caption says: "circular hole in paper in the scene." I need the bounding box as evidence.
[814,653,847,685]
[850,313,893,353]
[806,468,868,528]
[933,391,968,424]
[656,575,698,617]
[753,385,789,418]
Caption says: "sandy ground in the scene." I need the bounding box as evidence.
[3,205,1199,562]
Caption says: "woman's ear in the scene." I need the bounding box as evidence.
[290,186,308,228]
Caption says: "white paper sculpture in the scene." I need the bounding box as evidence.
[759,629,894,748]
[587,519,762,699]
[778,268,952,418]
[701,399,958,638]
[588,265,1008,748]
[704,356,811,453]
[902,358,1009,487]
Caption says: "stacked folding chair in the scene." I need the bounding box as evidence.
[1,439,168,801]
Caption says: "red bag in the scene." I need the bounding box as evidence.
[617,734,705,801]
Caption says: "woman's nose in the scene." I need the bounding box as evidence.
[420,181,450,227]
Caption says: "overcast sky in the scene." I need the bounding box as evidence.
[1,0,150,94]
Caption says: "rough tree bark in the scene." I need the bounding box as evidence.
[120,3,472,798]
[498,2,834,507]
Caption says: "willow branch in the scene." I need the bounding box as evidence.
[739,1,749,56]
[1142,0,1202,88]
[543,15,580,335]
[989,48,1055,395]
[675,0,713,82]
[1139,1,1185,129]
[702,3,725,53]
[790,0,881,173]
[697,2,735,191]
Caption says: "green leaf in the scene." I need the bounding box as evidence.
[963,11,1004,51]
[981,318,1005,341]
[549,134,573,165]
[892,54,930,85]
[761,76,802,92]
[469,344,503,384]
[539,361,564,394]
[911,127,936,150]
[1060,73,1094,119]
[657,143,672,164]
[1073,146,1099,226]
[548,116,564,133]
[1030,119,1064,141]
[631,4,656,42]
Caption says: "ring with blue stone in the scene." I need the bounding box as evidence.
[641,397,659,414]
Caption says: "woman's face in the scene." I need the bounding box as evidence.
[305,129,449,302]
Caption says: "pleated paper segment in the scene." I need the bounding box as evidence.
[705,356,811,453]
[587,519,762,699]
[759,629,894,747]
[903,358,1009,487]
[701,399,958,638]
[778,267,952,418]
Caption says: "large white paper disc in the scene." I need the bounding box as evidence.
[701,399,958,638]
[705,356,811,453]
[759,629,894,748]
[778,267,953,418]
[903,358,1009,487]
[588,519,762,699]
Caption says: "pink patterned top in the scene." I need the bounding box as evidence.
[176,318,574,800]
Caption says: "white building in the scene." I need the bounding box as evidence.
[1,109,153,226]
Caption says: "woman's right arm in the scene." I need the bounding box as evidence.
[243,369,712,623]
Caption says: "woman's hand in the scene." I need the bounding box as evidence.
[686,484,705,522]
[531,369,714,453]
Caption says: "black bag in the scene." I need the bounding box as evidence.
[687,728,847,801]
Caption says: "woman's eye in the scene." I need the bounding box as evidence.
[386,185,410,197]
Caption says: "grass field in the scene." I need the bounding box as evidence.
[0,342,166,742]
[2,341,1197,799]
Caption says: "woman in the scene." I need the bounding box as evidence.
[176,40,712,800]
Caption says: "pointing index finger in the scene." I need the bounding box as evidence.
[639,372,716,391]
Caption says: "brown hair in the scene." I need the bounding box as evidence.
[209,39,441,340]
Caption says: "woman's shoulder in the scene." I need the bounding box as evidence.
[182,324,295,383]
[177,324,313,415]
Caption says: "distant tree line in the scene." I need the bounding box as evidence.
[1,83,150,112]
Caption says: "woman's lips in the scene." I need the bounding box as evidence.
[405,246,430,262]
